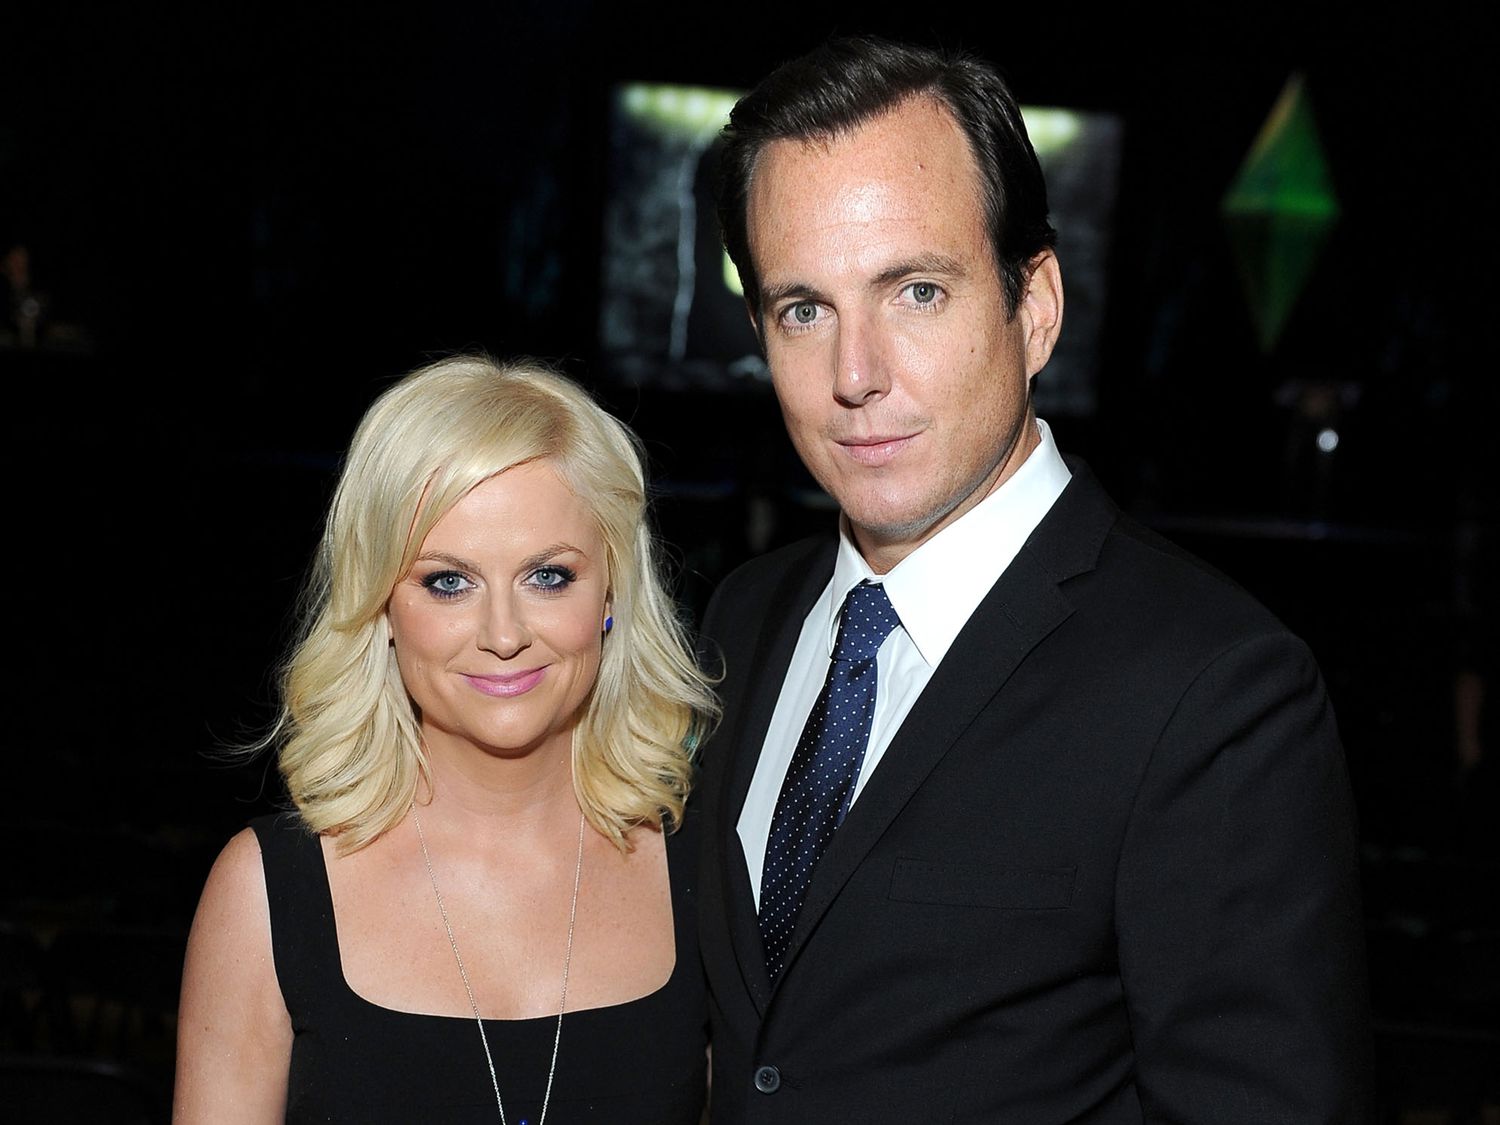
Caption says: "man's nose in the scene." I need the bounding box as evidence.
[831,313,891,406]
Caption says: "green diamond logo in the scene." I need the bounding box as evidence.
[1223,74,1340,352]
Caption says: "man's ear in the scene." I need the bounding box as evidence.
[1019,250,1064,378]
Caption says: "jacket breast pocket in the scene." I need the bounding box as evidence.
[887,858,1077,909]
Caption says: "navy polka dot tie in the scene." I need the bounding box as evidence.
[759,581,902,983]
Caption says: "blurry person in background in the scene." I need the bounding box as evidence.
[2,244,45,348]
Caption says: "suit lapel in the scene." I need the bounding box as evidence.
[775,467,1118,987]
[717,538,836,1013]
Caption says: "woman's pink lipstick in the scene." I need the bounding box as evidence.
[463,668,546,697]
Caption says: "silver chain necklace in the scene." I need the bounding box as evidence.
[412,807,586,1125]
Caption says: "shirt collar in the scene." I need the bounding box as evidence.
[821,418,1072,667]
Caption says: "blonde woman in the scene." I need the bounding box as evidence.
[175,356,717,1123]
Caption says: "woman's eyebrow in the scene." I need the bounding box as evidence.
[413,550,478,570]
[519,543,586,570]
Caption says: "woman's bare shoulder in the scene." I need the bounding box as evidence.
[183,826,279,1005]
[173,826,291,1123]
[194,827,275,931]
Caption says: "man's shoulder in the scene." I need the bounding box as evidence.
[695,534,832,687]
[698,534,834,655]
[1038,464,1294,652]
[1115,513,1275,606]
[711,534,836,608]
[1080,509,1297,661]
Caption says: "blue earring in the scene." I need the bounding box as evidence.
[604,615,614,635]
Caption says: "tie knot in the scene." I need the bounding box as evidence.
[832,581,901,663]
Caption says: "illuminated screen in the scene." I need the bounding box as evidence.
[599,83,1122,415]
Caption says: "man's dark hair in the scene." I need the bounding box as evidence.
[717,35,1057,318]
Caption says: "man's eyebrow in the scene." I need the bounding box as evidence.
[869,253,968,289]
[760,255,969,311]
[760,279,828,310]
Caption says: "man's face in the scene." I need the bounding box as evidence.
[746,97,1062,571]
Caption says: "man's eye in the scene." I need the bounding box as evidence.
[788,302,819,325]
[422,571,474,598]
[899,281,945,308]
[529,565,576,591]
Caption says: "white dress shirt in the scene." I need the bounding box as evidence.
[737,419,1073,906]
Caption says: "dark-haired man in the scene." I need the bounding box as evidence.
[697,36,1372,1123]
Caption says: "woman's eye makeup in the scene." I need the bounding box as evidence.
[421,570,475,599]
[415,561,579,599]
[527,564,577,592]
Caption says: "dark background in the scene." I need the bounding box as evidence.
[3,2,1496,1119]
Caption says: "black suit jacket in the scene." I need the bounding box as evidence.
[697,463,1372,1123]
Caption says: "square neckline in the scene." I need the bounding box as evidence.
[308,824,683,1024]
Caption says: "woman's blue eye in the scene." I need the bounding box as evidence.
[529,565,576,591]
[422,571,474,598]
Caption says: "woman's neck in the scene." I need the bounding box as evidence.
[416,733,579,842]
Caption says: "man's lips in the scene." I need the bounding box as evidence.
[462,668,547,697]
[835,433,917,466]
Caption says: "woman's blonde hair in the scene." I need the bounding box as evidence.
[272,355,717,853]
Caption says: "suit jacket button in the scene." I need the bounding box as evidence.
[753,1064,781,1094]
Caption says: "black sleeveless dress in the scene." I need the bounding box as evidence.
[251,809,708,1124]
